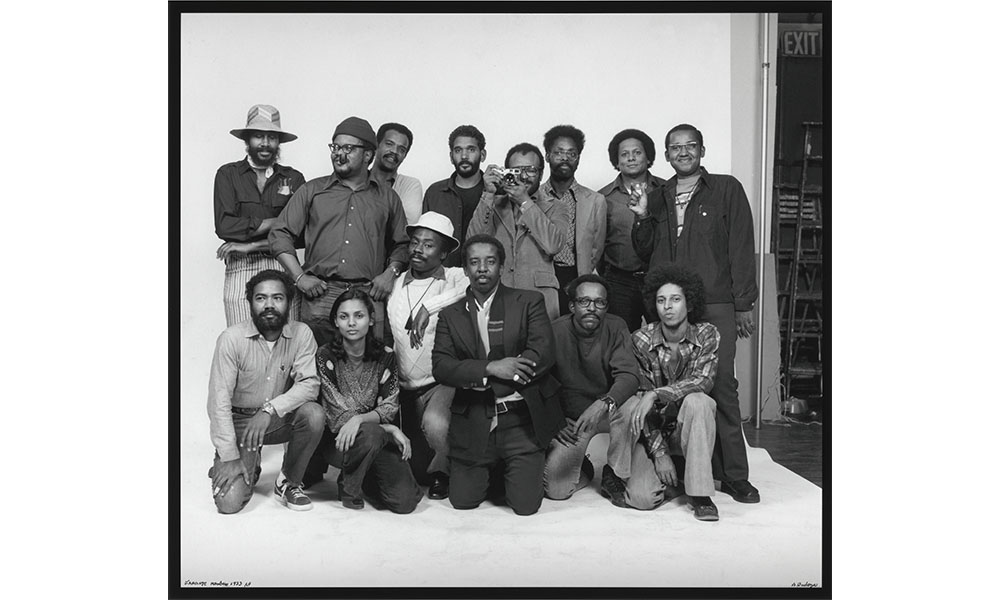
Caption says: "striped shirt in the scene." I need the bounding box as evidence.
[207,320,320,462]
[632,320,720,455]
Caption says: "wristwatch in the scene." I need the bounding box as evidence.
[601,396,616,413]
[261,401,275,416]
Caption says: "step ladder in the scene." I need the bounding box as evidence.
[773,122,824,399]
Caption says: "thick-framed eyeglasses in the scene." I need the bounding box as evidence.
[573,297,608,309]
[550,149,579,160]
[329,143,365,155]
[667,141,700,154]
[517,166,541,175]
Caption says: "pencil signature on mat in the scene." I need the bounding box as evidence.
[183,579,253,588]
[791,581,818,588]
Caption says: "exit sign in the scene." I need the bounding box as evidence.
[780,24,823,57]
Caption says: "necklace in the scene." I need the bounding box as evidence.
[405,277,435,330]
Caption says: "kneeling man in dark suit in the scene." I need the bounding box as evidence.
[432,234,564,515]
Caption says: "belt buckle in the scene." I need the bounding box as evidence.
[633,271,646,279]
[495,401,509,414]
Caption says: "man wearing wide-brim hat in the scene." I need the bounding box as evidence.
[384,211,469,500]
[215,104,306,326]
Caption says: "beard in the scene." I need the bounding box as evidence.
[453,157,481,176]
[247,143,279,167]
[550,161,576,182]
[252,307,289,334]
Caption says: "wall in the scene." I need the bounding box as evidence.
[180,13,776,429]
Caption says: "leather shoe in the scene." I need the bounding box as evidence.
[720,479,760,503]
[689,496,719,521]
[600,465,628,508]
[428,473,450,500]
[580,455,595,483]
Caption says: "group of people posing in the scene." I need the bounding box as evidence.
[207,104,760,522]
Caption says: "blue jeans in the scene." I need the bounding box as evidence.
[542,415,609,500]
[209,402,325,514]
[321,422,422,514]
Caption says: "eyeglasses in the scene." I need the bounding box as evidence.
[573,297,608,309]
[550,149,579,160]
[517,166,541,175]
[667,142,700,154]
[329,143,365,155]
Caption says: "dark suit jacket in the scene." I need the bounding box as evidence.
[432,284,564,460]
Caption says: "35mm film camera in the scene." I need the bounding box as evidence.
[495,167,531,186]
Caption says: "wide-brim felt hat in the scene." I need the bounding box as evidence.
[406,211,461,252]
[230,104,298,143]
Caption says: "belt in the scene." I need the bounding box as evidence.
[606,264,647,280]
[495,399,528,415]
[318,275,371,284]
[231,406,260,416]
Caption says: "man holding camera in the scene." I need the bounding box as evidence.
[467,143,570,320]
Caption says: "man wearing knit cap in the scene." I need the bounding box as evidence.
[215,104,306,326]
[269,116,409,348]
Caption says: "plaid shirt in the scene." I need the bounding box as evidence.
[632,320,720,455]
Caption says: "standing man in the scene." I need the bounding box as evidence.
[597,128,669,332]
[432,234,565,516]
[269,116,409,348]
[207,270,326,514]
[602,265,722,521]
[543,275,639,501]
[629,123,760,504]
[540,125,607,315]
[215,104,306,326]
[422,125,488,267]
[468,143,570,320]
[386,211,470,499]
[372,122,424,225]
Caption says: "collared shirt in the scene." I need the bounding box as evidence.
[390,172,424,225]
[632,320,720,455]
[214,158,306,242]
[541,182,577,266]
[471,287,522,418]
[386,265,469,388]
[632,168,758,310]
[269,171,409,280]
[207,320,319,462]
[422,172,484,267]
[597,172,669,272]
[551,313,639,419]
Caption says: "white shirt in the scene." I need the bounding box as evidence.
[392,173,425,225]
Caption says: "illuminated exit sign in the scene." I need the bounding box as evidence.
[780,24,823,57]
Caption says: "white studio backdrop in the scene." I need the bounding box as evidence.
[181,11,752,436]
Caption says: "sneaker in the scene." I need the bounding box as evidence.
[600,464,627,508]
[274,478,312,511]
[689,496,719,521]
[720,479,761,504]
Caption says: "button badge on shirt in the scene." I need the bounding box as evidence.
[278,178,292,195]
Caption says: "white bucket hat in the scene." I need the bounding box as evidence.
[406,211,460,252]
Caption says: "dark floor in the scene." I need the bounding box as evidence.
[743,414,824,487]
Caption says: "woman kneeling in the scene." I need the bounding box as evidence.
[317,289,422,513]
